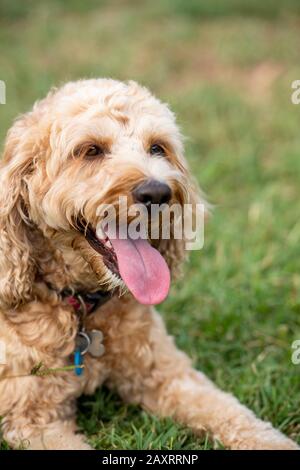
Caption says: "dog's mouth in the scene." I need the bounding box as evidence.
[75,219,171,305]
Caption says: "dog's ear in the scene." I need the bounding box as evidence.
[0,115,37,309]
[160,152,209,278]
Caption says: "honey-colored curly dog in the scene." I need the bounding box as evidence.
[0,79,297,450]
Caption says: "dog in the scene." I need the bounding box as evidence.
[0,79,297,450]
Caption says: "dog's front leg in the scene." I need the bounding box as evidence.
[0,306,92,450]
[107,307,298,450]
[1,391,92,450]
[0,378,92,450]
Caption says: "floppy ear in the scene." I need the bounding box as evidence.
[0,116,37,309]
[160,153,210,278]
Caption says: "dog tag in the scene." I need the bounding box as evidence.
[87,330,105,357]
[75,331,91,355]
[74,349,83,376]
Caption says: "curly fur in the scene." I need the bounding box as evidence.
[0,79,297,450]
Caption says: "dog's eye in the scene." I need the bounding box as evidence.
[85,145,104,158]
[150,144,166,156]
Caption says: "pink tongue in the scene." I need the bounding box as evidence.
[109,235,170,305]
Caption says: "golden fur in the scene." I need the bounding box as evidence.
[0,79,297,449]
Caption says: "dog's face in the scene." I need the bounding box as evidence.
[0,79,201,308]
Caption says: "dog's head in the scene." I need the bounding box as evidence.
[0,79,204,308]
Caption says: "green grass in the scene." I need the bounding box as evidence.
[1,0,300,450]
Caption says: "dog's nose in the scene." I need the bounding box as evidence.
[133,179,172,206]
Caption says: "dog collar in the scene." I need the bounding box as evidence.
[61,289,113,315]
[60,289,112,376]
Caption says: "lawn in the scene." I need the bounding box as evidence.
[1,0,300,450]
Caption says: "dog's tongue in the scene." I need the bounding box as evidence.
[109,234,170,305]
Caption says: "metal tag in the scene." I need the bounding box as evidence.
[75,331,91,355]
[87,330,105,357]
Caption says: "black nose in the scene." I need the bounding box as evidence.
[133,179,172,207]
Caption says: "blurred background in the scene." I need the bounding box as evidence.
[1,0,300,449]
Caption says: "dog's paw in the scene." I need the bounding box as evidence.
[27,432,92,450]
[232,428,299,450]
[22,421,93,450]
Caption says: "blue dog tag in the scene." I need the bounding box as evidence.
[74,331,91,375]
[74,348,83,376]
